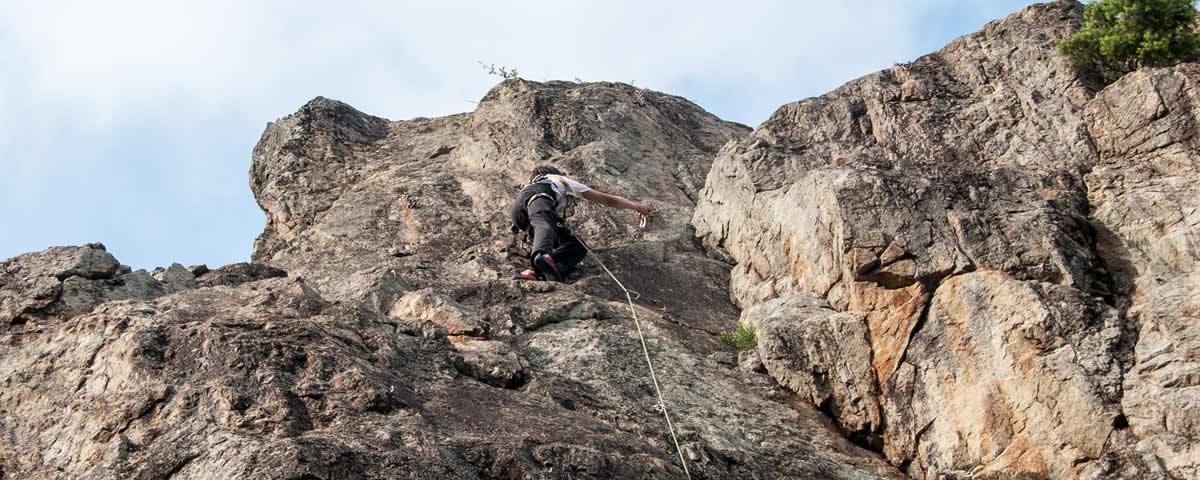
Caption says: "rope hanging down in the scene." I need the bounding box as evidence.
[579,214,692,479]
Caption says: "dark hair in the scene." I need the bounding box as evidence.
[529,165,563,182]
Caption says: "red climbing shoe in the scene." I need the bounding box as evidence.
[532,253,562,282]
[511,269,542,281]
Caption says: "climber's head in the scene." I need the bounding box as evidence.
[529,165,563,182]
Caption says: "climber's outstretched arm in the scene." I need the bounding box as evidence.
[581,190,652,216]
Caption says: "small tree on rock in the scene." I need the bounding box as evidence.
[1058,0,1200,84]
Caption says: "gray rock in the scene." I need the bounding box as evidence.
[741,295,881,443]
[186,264,209,277]
[0,80,899,479]
[691,2,1195,478]
[5,2,1198,478]
[152,262,196,291]
[0,245,177,326]
[1086,64,1200,479]
[694,2,1103,314]
[737,349,765,373]
[389,289,486,336]
[194,262,287,288]
[450,336,528,388]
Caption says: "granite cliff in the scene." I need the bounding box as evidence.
[2,1,1197,479]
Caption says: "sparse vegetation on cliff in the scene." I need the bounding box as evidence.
[478,61,520,80]
[1058,0,1200,84]
[719,324,757,351]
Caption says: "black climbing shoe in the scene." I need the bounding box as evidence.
[532,253,562,282]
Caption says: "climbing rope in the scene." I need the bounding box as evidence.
[579,215,691,479]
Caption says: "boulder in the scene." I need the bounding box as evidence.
[741,294,882,444]
[1,244,168,325]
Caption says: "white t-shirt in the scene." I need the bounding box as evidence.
[538,174,591,215]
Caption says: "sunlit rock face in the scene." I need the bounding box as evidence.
[694,1,1198,478]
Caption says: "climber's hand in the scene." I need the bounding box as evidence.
[634,202,652,217]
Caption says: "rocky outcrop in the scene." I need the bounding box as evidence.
[4,2,1199,478]
[740,294,882,447]
[0,80,903,479]
[2,244,182,327]
[1086,64,1200,480]
[884,272,1126,478]
[694,1,1198,478]
[248,82,746,306]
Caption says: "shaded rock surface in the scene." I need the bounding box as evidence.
[0,80,901,479]
[739,294,881,447]
[693,1,1199,479]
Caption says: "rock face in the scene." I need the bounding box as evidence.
[2,244,187,326]
[1087,64,1200,480]
[694,1,1199,479]
[0,80,904,479]
[3,2,1199,479]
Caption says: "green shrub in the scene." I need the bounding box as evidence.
[719,325,757,351]
[1058,0,1200,84]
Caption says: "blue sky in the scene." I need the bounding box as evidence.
[1,0,1035,269]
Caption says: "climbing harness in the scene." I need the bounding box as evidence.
[526,175,579,220]
[525,191,555,209]
[524,190,577,220]
[579,215,691,479]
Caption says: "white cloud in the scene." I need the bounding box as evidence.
[0,0,1033,267]
[0,0,975,125]
[4,2,245,122]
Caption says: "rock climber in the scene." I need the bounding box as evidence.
[510,165,651,282]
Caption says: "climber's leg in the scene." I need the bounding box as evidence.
[552,227,588,277]
[527,197,559,258]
